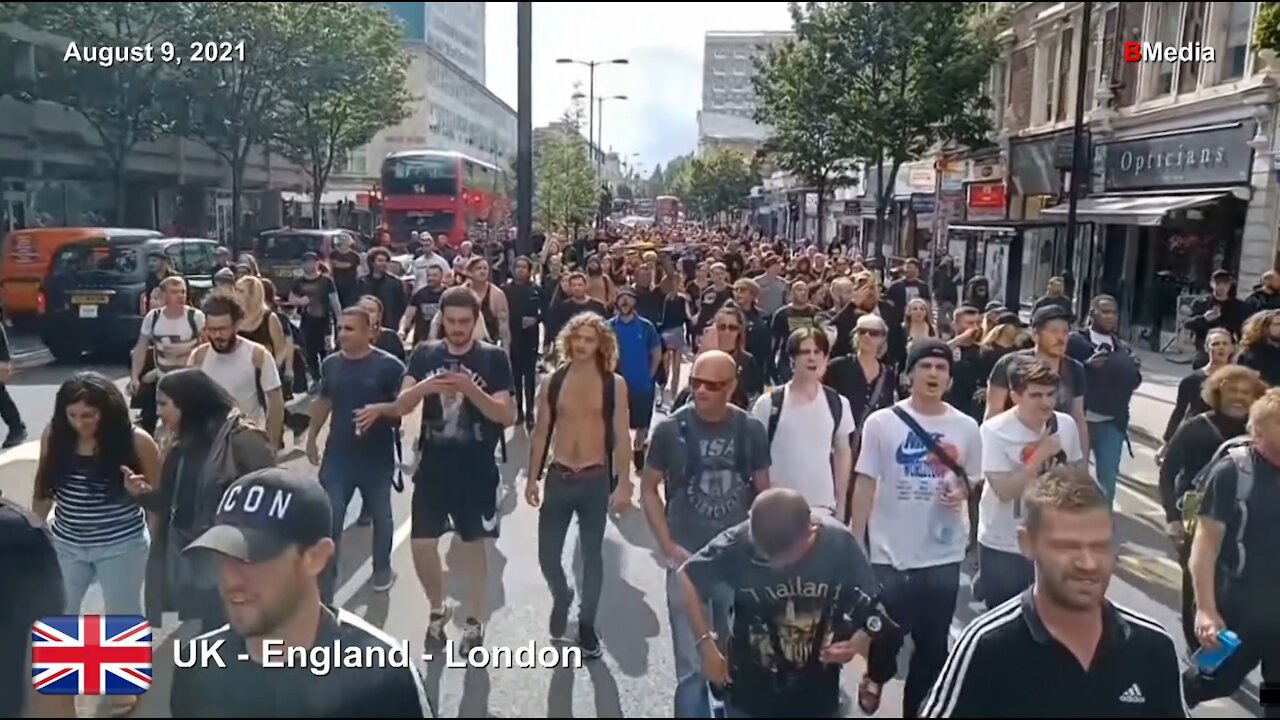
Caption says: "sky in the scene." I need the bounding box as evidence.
[484,2,792,177]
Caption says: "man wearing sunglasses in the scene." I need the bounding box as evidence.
[642,350,772,717]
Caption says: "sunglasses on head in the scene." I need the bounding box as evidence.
[690,377,730,392]
[715,322,741,332]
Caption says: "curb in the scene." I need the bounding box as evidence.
[1128,423,1162,450]
[12,347,53,370]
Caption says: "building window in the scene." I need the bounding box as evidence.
[988,58,1008,131]
[1177,1,1207,93]
[1217,1,1254,82]
[1035,33,1060,125]
[1144,2,1183,98]
[1055,26,1074,122]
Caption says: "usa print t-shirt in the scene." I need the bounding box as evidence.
[854,400,982,570]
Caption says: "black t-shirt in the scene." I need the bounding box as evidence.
[408,285,444,344]
[1198,449,1280,609]
[404,340,512,451]
[170,606,434,718]
[683,515,878,718]
[329,249,362,293]
[0,322,10,362]
[0,499,65,719]
[988,349,1086,415]
[695,286,733,331]
[292,274,337,319]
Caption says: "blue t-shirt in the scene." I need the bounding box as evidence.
[609,314,660,394]
[318,348,406,469]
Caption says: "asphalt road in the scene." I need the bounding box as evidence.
[0,362,1261,718]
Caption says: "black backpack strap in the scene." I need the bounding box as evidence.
[676,408,701,479]
[823,386,842,443]
[766,386,786,445]
[890,406,970,487]
[604,373,616,485]
[186,307,199,338]
[538,366,570,480]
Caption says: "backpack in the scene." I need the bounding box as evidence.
[192,342,273,412]
[1179,435,1255,581]
[146,307,201,368]
[539,365,617,487]
[765,385,844,446]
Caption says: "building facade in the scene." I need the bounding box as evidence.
[384,1,485,84]
[0,24,300,241]
[925,1,1276,351]
[698,31,790,153]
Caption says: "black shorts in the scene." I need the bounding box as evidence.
[629,390,654,430]
[411,446,501,541]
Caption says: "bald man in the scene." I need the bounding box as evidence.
[678,487,883,718]
[642,349,772,718]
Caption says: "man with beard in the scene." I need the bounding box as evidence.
[920,465,1187,717]
[945,306,984,421]
[172,469,434,717]
[830,273,903,361]
[356,248,409,332]
[553,271,608,325]
[192,292,285,449]
[1185,269,1248,368]
[401,264,446,346]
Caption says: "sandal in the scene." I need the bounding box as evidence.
[857,677,883,715]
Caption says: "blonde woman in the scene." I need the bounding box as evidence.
[235,276,289,372]
[903,297,937,343]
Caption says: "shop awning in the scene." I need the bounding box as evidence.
[1040,191,1235,226]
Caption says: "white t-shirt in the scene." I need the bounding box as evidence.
[750,385,854,511]
[978,409,1084,553]
[855,400,983,570]
[198,339,282,426]
[412,253,450,289]
[143,307,206,370]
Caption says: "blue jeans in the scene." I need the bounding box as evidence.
[52,531,149,615]
[319,457,394,601]
[975,544,1033,610]
[1089,421,1125,507]
[666,568,732,718]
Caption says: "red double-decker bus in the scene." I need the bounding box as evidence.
[379,150,510,249]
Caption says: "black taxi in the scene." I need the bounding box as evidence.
[40,236,217,361]
[253,228,361,290]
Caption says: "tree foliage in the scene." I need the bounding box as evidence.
[1257,2,1280,54]
[535,107,597,233]
[755,1,1001,251]
[673,149,754,220]
[267,2,411,227]
[831,2,1001,253]
[6,2,194,223]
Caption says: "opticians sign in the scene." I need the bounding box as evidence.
[1101,121,1255,190]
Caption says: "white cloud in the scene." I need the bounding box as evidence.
[485,1,792,174]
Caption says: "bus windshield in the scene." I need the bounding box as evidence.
[382,155,458,196]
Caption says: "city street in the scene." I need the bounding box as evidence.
[0,358,1261,718]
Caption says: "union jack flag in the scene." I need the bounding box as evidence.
[32,615,152,696]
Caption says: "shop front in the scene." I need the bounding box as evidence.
[1042,119,1255,350]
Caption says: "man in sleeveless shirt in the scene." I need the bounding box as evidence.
[465,256,510,352]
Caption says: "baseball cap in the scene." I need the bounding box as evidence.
[1211,269,1233,281]
[213,267,236,284]
[906,338,953,372]
[984,301,1006,314]
[616,285,637,298]
[1031,305,1074,328]
[302,251,320,261]
[184,468,333,563]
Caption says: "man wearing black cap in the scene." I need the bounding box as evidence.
[985,305,1090,457]
[851,338,982,717]
[0,497,74,718]
[1185,269,1248,368]
[172,468,433,718]
[290,251,341,389]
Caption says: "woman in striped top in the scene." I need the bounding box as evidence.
[31,373,163,620]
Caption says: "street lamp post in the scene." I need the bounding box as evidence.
[555,57,628,174]
[597,95,628,176]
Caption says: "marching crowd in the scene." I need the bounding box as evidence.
[2,223,1280,718]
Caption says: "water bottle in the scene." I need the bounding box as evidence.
[1192,629,1241,675]
[929,476,965,547]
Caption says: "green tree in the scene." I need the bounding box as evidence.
[674,148,754,221]
[615,183,634,201]
[535,109,596,233]
[268,3,412,227]
[832,2,1003,256]
[753,4,856,247]
[661,153,694,195]
[1257,2,1280,53]
[646,163,665,197]
[5,2,192,223]
[174,1,297,248]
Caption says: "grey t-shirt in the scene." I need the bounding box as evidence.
[645,405,770,553]
[682,514,878,717]
[988,349,1086,415]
